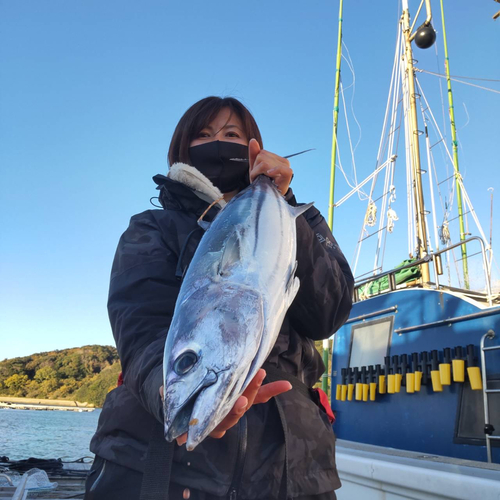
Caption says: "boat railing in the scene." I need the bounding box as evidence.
[353,256,431,303]
[430,237,493,304]
[353,236,493,306]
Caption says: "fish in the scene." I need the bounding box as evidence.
[162,175,313,450]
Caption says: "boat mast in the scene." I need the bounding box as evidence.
[328,0,344,229]
[439,0,470,289]
[401,0,430,283]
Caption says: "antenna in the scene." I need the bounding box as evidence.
[488,188,494,250]
[440,0,470,288]
[328,0,344,230]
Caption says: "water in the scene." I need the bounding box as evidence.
[1,408,101,461]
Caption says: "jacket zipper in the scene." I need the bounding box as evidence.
[228,414,248,500]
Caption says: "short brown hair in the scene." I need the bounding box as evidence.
[168,97,263,166]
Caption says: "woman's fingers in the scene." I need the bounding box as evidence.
[176,433,188,446]
[254,380,292,404]
[164,371,292,444]
[249,150,293,195]
[209,430,226,439]
[243,370,292,405]
[250,154,291,179]
[207,369,285,438]
[241,368,267,407]
[208,370,292,439]
[209,395,248,438]
[209,368,266,437]
[248,138,261,169]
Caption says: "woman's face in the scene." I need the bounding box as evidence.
[189,108,248,148]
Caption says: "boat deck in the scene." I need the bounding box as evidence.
[336,440,500,500]
[337,439,500,473]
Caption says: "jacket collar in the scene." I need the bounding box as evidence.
[153,163,226,220]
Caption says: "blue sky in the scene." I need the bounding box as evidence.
[1,1,499,360]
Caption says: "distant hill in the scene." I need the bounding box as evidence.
[0,342,333,407]
[0,345,121,407]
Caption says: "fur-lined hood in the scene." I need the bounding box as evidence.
[168,163,226,208]
[152,163,228,217]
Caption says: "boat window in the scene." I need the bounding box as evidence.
[455,376,500,446]
[348,316,394,368]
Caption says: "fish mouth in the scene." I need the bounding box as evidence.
[184,362,254,451]
[164,369,219,442]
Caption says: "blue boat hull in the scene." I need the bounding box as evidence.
[331,288,500,464]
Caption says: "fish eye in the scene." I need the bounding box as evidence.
[174,351,198,375]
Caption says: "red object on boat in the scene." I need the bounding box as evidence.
[313,388,335,423]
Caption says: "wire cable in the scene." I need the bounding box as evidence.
[415,68,500,95]
[416,69,500,82]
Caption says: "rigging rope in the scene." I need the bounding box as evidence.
[415,77,467,286]
[415,78,456,212]
[456,176,492,252]
[419,90,442,254]
[332,79,364,198]
[0,457,91,478]
[374,41,402,273]
[415,68,500,83]
[433,38,448,157]
[387,208,399,233]
[415,77,494,288]
[364,202,377,227]
[332,41,368,201]
[439,220,451,245]
[340,79,367,199]
[333,116,360,194]
[352,24,403,276]
[415,68,500,95]
[341,42,363,154]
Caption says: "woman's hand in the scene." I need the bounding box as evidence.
[160,368,291,446]
[248,139,293,195]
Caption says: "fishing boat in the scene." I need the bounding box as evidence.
[326,1,500,498]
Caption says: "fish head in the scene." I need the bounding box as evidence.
[163,280,264,448]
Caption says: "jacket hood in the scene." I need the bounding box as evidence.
[153,163,227,218]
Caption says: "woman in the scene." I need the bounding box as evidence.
[85,96,354,500]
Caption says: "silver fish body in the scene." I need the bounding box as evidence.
[163,175,313,450]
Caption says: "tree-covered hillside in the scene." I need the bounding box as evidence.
[0,345,121,407]
[0,342,333,407]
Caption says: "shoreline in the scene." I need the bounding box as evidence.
[0,396,96,412]
[0,403,95,412]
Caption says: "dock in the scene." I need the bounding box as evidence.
[0,397,95,412]
[0,459,91,499]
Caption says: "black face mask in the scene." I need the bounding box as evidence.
[189,141,250,193]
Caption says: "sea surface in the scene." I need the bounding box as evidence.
[1,408,101,461]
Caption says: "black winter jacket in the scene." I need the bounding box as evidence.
[89,175,354,499]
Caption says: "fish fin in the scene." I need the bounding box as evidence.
[287,277,300,307]
[285,261,300,307]
[288,201,314,218]
[286,260,298,290]
[218,231,242,276]
[198,220,211,231]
